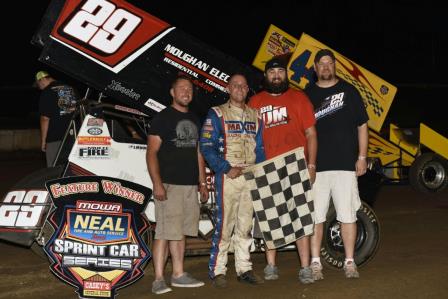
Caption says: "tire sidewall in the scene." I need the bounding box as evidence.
[321,201,380,270]
[409,153,448,193]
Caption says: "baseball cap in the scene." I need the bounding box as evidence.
[265,56,287,72]
[35,71,49,81]
[314,49,336,63]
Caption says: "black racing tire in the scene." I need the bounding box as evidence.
[357,169,382,207]
[141,226,155,272]
[321,201,380,270]
[31,221,54,260]
[409,153,448,193]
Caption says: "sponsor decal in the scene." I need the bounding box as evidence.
[164,44,230,82]
[259,105,288,128]
[225,121,256,135]
[202,131,212,139]
[87,118,104,127]
[79,146,110,158]
[107,80,141,100]
[144,98,166,112]
[45,176,151,299]
[128,145,146,150]
[78,136,111,145]
[314,92,345,120]
[87,127,103,135]
[114,105,148,116]
[163,44,230,93]
[266,30,296,56]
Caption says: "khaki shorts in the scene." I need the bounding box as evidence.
[312,171,361,224]
[154,184,200,240]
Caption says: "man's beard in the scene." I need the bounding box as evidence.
[264,78,289,94]
[318,73,335,81]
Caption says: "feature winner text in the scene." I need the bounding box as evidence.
[54,239,139,270]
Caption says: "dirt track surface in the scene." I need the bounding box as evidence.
[1,153,448,299]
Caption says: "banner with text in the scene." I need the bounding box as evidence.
[44,176,151,299]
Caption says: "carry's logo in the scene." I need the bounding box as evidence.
[51,0,171,71]
[45,176,151,299]
[259,105,288,128]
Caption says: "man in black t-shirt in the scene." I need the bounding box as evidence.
[36,71,78,167]
[305,49,369,280]
[146,75,208,295]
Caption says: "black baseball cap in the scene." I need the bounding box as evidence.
[265,56,287,72]
[314,49,336,63]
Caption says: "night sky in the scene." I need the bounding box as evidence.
[1,0,446,130]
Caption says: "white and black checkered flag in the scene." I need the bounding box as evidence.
[243,147,314,249]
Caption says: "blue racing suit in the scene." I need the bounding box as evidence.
[200,101,265,278]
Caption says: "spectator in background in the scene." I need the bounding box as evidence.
[35,71,78,167]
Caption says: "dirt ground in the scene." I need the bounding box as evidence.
[1,153,448,299]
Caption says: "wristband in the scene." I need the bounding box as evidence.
[358,156,366,161]
[200,182,207,186]
[307,164,316,169]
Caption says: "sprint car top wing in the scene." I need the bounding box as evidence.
[34,0,263,119]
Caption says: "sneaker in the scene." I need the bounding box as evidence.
[152,280,172,294]
[343,261,360,279]
[212,274,227,288]
[264,264,279,280]
[310,262,324,281]
[237,270,264,285]
[171,272,205,287]
[298,267,314,284]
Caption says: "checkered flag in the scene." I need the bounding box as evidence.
[243,147,314,249]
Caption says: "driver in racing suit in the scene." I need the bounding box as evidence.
[200,74,265,288]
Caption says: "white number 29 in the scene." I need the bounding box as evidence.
[63,0,141,54]
[0,190,49,227]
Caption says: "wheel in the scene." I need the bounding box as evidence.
[141,226,154,251]
[31,221,55,260]
[409,153,448,193]
[321,201,380,270]
[141,226,155,272]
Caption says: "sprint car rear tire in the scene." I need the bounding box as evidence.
[409,153,448,193]
[321,201,380,270]
[141,227,155,271]
[31,221,54,260]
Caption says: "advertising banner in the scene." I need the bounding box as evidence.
[44,176,151,299]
